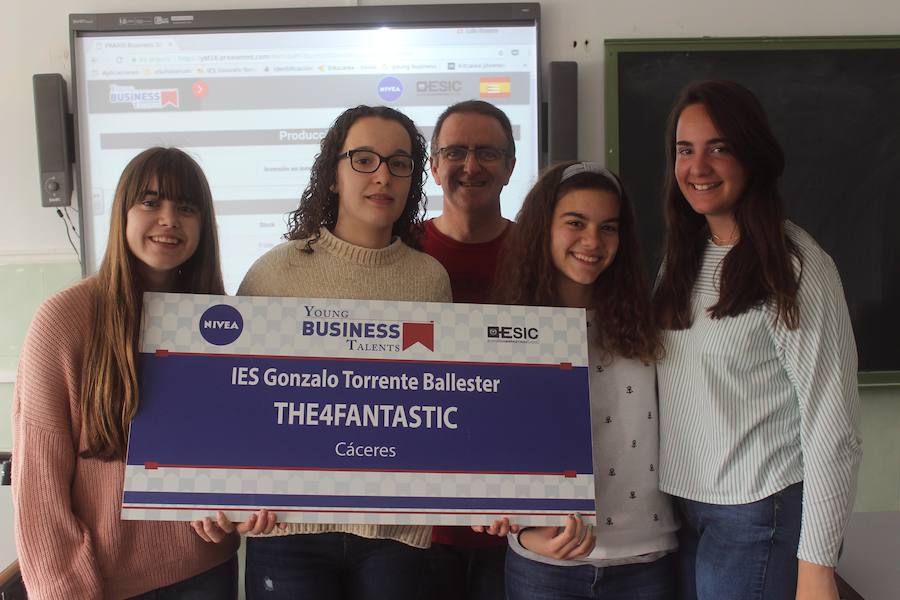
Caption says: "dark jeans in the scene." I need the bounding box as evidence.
[676,481,803,600]
[245,533,430,600]
[505,549,676,600]
[128,555,238,599]
[427,542,506,600]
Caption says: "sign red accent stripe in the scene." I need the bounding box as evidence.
[147,349,582,370]
[132,462,588,477]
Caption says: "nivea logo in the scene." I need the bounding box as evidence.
[377,76,403,102]
[199,304,243,346]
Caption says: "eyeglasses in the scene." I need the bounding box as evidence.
[435,145,508,164]
[339,149,414,177]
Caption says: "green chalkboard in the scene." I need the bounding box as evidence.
[605,37,900,380]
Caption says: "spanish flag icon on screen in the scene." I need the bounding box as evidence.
[479,76,511,98]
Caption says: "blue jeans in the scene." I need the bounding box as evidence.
[427,542,506,600]
[127,555,237,599]
[245,533,431,600]
[676,482,803,600]
[505,548,676,600]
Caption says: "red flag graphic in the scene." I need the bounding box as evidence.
[160,89,179,107]
[402,322,434,351]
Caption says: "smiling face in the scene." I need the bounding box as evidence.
[125,179,201,291]
[332,116,413,248]
[550,188,621,308]
[430,112,515,217]
[674,103,747,225]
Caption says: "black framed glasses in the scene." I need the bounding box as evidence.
[340,149,414,177]
[435,145,508,163]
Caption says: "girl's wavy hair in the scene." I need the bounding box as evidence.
[494,162,660,363]
[82,147,224,460]
[653,80,800,330]
[285,105,428,250]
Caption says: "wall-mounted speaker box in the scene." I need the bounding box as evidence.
[547,61,578,165]
[33,73,73,207]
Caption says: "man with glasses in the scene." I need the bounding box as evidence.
[422,100,516,600]
[422,100,516,304]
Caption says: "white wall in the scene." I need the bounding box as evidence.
[4,0,900,259]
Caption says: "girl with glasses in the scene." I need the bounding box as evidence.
[13,147,246,599]
[237,105,451,600]
[654,80,861,600]
[490,161,679,600]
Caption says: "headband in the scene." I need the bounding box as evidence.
[559,162,622,196]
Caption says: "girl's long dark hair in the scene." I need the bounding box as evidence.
[494,162,659,363]
[654,80,801,330]
[82,147,224,460]
[285,105,428,250]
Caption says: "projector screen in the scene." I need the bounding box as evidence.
[70,4,541,292]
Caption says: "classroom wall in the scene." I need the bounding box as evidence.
[6,0,900,259]
[3,0,899,597]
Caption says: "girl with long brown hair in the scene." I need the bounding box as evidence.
[12,147,265,599]
[654,80,861,600]
[492,161,678,600]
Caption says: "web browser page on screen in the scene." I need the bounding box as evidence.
[75,26,539,292]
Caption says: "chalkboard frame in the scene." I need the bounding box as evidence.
[604,36,900,387]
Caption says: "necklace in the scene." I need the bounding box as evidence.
[710,229,739,246]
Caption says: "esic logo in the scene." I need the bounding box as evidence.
[487,326,539,341]
[199,304,243,346]
[377,76,403,102]
[416,80,462,95]
[109,84,179,110]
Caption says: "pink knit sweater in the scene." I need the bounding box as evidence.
[12,278,238,599]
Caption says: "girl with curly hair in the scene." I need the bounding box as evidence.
[238,105,451,600]
[492,161,678,600]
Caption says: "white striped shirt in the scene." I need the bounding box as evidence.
[657,221,862,567]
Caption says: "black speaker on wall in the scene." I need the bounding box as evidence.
[33,73,74,207]
[547,61,578,164]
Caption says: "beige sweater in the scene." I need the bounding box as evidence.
[238,227,452,548]
[12,278,238,600]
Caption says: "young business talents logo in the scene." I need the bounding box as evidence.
[199,304,243,346]
[300,305,433,352]
[109,84,180,109]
